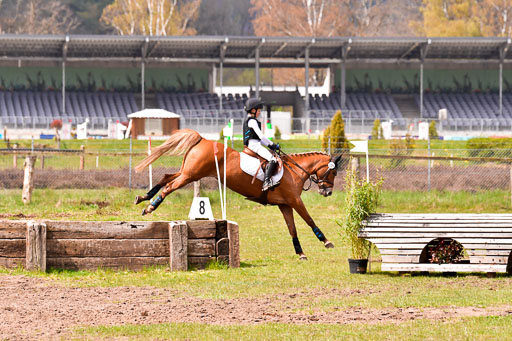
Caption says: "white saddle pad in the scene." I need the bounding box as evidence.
[240,153,284,184]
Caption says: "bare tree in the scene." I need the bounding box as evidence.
[478,0,512,36]
[101,0,200,36]
[0,0,79,34]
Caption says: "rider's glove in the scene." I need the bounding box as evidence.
[269,143,280,151]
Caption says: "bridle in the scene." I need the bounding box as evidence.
[277,150,340,191]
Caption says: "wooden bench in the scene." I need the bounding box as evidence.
[360,213,512,274]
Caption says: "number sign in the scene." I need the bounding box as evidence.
[188,197,214,220]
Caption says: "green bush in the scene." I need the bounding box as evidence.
[338,169,383,259]
[274,125,281,140]
[466,137,512,159]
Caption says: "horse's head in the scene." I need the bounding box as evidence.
[316,154,344,197]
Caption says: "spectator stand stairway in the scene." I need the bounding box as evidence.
[359,213,512,275]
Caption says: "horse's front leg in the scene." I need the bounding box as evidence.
[293,199,334,249]
[142,174,192,215]
[278,204,307,260]
[135,173,179,205]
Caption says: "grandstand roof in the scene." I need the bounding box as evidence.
[1,35,511,67]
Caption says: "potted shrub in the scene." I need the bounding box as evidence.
[338,168,382,274]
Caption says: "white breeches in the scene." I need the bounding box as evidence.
[248,140,275,162]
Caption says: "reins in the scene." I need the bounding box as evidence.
[276,150,333,191]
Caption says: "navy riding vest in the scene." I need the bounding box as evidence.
[243,117,261,146]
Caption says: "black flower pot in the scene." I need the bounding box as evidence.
[348,258,368,274]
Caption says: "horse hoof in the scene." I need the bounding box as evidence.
[141,208,147,216]
[134,195,144,205]
[324,241,334,248]
[299,255,308,261]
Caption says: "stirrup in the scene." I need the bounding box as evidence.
[262,179,273,192]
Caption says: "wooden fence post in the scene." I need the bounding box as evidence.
[80,145,85,170]
[351,156,360,182]
[227,221,240,268]
[193,180,201,197]
[12,143,17,168]
[40,153,45,169]
[26,221,46,271]
[169,222,188,271]
[22,156,36,205]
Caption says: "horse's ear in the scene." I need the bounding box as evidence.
[334,154,344,170]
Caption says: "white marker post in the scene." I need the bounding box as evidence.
[350,140,369,183]
[223,137,227,220]
[148,137,153,189]
[213,142,225,219]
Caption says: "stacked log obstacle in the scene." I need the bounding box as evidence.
[360,213,512,275]
[0,220,239,271]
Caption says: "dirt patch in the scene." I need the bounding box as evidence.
[0,213,36,219]
[1,275,512,340]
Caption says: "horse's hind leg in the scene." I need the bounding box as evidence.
[293,199,334,249]
[142,174,193,215]
[279,204,307,260]
[135,173,180,205]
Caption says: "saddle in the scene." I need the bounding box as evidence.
[242,147,283,184]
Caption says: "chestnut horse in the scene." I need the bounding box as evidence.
[134,129,344,260]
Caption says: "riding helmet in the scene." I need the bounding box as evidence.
[244,98,264,113]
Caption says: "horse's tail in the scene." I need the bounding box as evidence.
[135,129,202,173]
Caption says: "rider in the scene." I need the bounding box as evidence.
[243,98,280,191]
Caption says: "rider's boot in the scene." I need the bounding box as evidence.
[262,160,278,191]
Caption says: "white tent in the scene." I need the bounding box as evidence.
[127,108,180,119]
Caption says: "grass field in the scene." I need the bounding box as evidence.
[1,188,512,340]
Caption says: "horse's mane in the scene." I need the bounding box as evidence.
[288,151,330,158]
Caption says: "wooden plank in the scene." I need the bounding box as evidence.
[227,221,240,268]
[0,220,28,239]
[382,263,508,273]
[467,250,512,256]
[47,257,169,271]
[0,239,26,257]
[46,239,169,257]
[188,256,215,269]
[45,221,170,239]
[188,239,215,257]
[361,232,512,238]
[368,213,512,218]
[469,256,508,264]
[26,222,46,271]
[381,255,420,263]
[0,257,24,268]
[185,220,217,239]
[169,222,187,271]
[379,249,423,255]
[375,243,512,250]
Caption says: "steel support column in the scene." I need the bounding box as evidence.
[62,35,69,115]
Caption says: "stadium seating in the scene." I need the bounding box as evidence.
[0,91,137,128]
[155,92,246,118]
[308,92,405,126]
[415,93,512,129]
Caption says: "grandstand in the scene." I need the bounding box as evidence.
[1,35,512,136]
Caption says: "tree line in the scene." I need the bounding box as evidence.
[1,0,511,38]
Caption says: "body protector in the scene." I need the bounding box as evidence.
[243,117,261,146]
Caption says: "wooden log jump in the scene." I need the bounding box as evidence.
[360,213,512,275]
[0,220,239,271]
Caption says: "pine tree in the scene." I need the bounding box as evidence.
[429,120,439,138]
[371,119,382,140]
[322,110,349,154]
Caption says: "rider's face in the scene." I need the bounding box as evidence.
[255,108,261,118]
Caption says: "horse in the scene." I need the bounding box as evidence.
[134,129,345,260]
